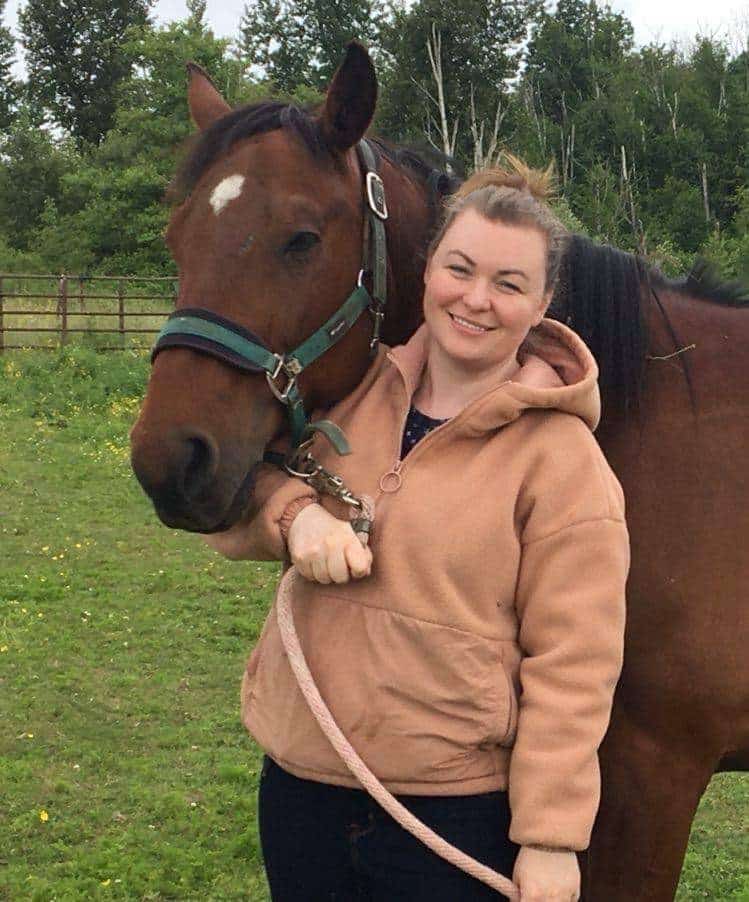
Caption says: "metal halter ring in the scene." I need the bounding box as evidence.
[266,355,302,404]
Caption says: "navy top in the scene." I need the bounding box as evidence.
[400,405,449,459]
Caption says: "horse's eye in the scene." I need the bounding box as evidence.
[284,231,320,255]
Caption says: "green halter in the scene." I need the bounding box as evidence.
[151,140,388,451]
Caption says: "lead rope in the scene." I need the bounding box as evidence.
[273,495,521,900]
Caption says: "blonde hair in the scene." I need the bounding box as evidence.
[429,155,568,293]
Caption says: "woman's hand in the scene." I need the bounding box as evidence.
[512,846,580,901]
[287,503,372,584]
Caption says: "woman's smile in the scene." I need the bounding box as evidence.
[448,311,496,334]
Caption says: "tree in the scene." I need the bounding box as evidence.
[239,0,379,94]
[524,0,633,127]
[0,0,18,128]
[0,109,77,250]
[187,0,207,31]
[376,0,542,161]
[19,0,152,146]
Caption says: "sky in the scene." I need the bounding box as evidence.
[3,0,749,63]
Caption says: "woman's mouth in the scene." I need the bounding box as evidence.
[449,312,495,334]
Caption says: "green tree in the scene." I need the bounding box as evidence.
[0,0,18,128]
[523,0,633,128]
[187,0,207,31]
[239,0,379,93]
[376,0,543,162]
[18,0,152,146]
[0,109,77,250]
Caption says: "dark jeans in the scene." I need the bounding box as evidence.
[258,756,520,901]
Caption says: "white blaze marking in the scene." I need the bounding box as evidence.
[210,174,245,215]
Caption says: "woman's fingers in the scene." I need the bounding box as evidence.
[289,513,373,584]
[327,546,350,584]
[345,540,372,579]
[311,556,331,584]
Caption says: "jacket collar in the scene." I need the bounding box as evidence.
[387,318,601,433]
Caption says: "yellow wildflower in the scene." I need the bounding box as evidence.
[39,810,48,822]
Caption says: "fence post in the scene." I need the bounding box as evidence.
[58,274,68,346]
[118,278,125,348]
[0,276,4,354]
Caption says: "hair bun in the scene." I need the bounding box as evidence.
[455,154,556,203]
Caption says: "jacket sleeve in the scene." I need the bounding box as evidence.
[507,514,629,851]
[203,463,319,561]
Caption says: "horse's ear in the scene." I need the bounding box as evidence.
[319,42,377,152]
[187,62,231,131]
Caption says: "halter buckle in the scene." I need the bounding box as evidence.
[266,354,302,403]
[366,172,388,220]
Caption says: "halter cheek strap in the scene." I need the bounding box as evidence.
[150,139,388,450]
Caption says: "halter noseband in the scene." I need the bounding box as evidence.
[151,140,388,450]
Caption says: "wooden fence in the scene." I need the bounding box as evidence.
[0,273,178,351]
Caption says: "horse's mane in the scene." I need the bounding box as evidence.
[551,235,749,416]
[171,100,460,204]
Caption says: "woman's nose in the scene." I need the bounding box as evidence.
[463,279,491,310]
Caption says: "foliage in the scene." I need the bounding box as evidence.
[524,0,634,129]
[0,0,18,128]
[239,0,380,94]
[18,0,152,146]
[376,0,543,152]
[0,109,78,251]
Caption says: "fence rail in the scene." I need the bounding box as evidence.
[0,273,177,351]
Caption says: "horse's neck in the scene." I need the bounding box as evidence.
[379,159,437,348]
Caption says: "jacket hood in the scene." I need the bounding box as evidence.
[387,318,601,433]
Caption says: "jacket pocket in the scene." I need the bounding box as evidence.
[487,644,519,748]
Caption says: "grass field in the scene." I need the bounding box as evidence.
[1,347,747,901]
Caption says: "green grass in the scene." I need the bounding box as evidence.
[1,347,747,900]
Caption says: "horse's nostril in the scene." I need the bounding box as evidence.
[182,435,217,500]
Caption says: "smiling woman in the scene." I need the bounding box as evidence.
[206,161,629,901]
[412,164,570,417]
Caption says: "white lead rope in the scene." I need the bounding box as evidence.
[273,494,520,899]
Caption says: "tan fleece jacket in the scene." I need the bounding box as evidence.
[232,318,629,851]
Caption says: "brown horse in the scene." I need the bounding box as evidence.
[130,44,749,901]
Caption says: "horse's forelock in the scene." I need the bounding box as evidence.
[169,101,327,203]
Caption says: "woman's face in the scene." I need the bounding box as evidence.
[423,209,551,374]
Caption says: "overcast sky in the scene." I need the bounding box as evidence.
[4,0,748,60]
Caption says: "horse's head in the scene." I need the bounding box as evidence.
[131,43,394,532]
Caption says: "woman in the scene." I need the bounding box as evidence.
[206,161,629,901]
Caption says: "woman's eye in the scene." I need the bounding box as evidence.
[284,231,320,255]
[448,264,469,275]
[497,280,520,292]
